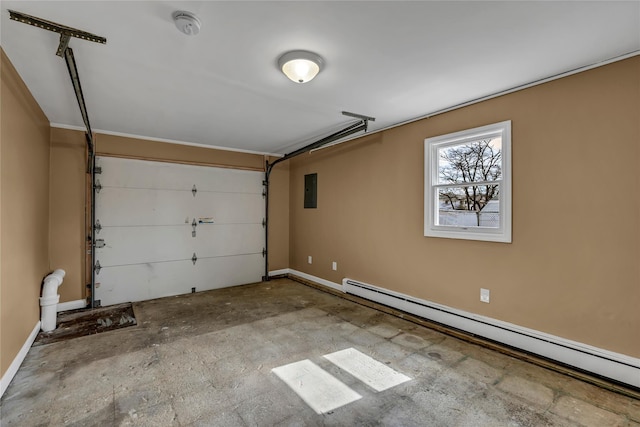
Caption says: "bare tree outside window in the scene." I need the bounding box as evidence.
[437,138,502,227]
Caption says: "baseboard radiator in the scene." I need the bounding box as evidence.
[342,278,640,389]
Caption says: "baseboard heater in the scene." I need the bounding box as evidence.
[342,278,640,389]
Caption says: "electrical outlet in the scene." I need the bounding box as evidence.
[332,261,337,271]
[308,256,312,264]
[480,288,490,303]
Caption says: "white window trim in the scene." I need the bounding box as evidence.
[424,120,512,243]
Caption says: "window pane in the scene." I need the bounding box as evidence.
[425,120,511,242]
[437,185,500,228]
[438,137,502,185]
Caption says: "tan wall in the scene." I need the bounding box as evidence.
[49,128,87,303]
[48,131,290,302]
[289,57,640,358]
[268,160,290,271]
[1,49,51,376]
[96,134,265,171]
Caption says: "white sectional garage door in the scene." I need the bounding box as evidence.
[94,156,265,306]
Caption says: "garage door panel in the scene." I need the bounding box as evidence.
[97,157,264,194]
[96,260,194,306]
[194,168,264,193]
[97,157,200,191]
[97,190,264,227]
[96,188,194,226]
[97,224,264,265]
[194,224,264,257]
[95,254,263,306]
[193,193,264,224]
[192,254,264,291]
[96,226,193,266]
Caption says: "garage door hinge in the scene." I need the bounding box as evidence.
[192,219,198,237]
[262,248,266,257]
[94,180,102,193]
[94,260,101,275]
[192,253,198,265]
[94,166,102,175]
[262,218,266,228]
[192,185,197,197]
[94,239,105,248]
[262,189,266,199]
[95,219,102,234]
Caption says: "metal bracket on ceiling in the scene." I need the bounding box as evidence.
[8,9,106,160]
[9,9,107,56]
[342,111,376,121]
[342,111,376,132]
[57,34,71,57]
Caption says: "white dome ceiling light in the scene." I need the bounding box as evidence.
[172,11,201,36]
[278,50,324,84]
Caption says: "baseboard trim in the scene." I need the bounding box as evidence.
[286,270,343,292]
[342,277,640,389]
[1,321,41,398]
[268,268,291,277]
[57,299,86,312]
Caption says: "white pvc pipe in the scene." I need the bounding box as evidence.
[40,269,66,332]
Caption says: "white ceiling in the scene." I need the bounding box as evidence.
[1,1,639,155]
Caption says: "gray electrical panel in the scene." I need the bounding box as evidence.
[304,173,317,209]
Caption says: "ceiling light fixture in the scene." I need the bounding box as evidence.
[278,50,324,83]
[172,11,201,36]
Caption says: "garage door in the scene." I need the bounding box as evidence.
[93,156,265,306]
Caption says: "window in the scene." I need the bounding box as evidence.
[424,121,511,242]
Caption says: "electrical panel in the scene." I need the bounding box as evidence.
[304,173,317,209]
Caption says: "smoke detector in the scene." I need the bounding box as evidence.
[172,11,201,36]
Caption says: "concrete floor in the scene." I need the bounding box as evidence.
[1,278,638,426]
